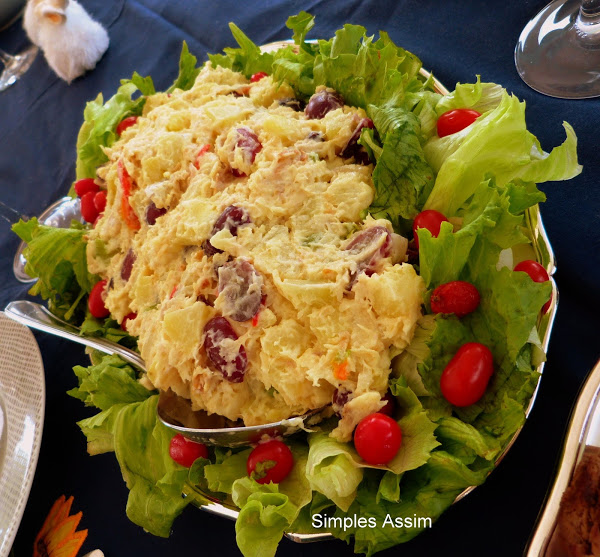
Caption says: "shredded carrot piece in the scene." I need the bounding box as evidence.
[252,312,260,327]
[170,285,178,299]
[334,359,348,380]
[118,159,141,231]
[194,144,211,168]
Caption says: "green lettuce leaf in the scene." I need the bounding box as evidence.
[312,26,424,109]
[423,91,582,216]
[387,377,440,474]
[166,41,201,93]
[79,314,138,348]
[286,11,317,54]
[306,432,364,511]
[208,23,275,78]
[435,76,504,115]
[12,218,95,321]
[391,315,435,397]
[126,71,156,96]
[114,396,190,537]
[233,481,298,557]
[68,353,151,410]
[70,355,188,536]
[76,403,128,455]
[327,452,491,556]
[435,416,497,462]
[204,448,251,494]
[366,106,435,222]
[376,471,401,504]
[75,82,143,181]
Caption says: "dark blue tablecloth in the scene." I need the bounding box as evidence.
[1,1,599,555]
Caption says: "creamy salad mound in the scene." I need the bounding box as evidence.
[86,65,424,440]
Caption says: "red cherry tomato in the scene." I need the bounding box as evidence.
[80,191,100,223]
[88,280,110,319]
[250,72,268,82]
[116,115,138,136]
[440,342,494,407]
[514,260,552,313]
[169,433,208,467]
[121,312,137,331]
[353,413,402,465]
[430,280,481,318]
[246,440,294,484]
[74,178,99,198]
[437,109,481,138]
[378,392,396,417]
[93,190,107,213]
[412,209,450,248]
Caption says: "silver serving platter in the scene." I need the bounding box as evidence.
[11,42,559,544]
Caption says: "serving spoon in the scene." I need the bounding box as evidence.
[3,300,325,447]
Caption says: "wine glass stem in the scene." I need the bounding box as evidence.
[0,50,12,65]
[581,0,600,18]
[578,0,600,37]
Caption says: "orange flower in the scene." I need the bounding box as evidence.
[33,495,88,557]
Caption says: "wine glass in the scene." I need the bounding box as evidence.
[0,44,38,92]
[515,0,600,99]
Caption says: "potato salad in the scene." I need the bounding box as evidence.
[86,65,424,440]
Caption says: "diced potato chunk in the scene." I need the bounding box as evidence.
[163,302,215,358]
[175,198,216,244]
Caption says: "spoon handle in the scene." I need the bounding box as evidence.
[3,300,146,371]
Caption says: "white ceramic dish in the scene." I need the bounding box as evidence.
[0,312,45,557]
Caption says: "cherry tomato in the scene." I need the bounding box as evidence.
[353,413,402,465]
[169,433,208,468]
[430,280,481,318]
[80,191,99,223]
[88,280,110,319]
[74,178,99,198]
[412,209,450,248]
[250,71,268,82]
[378,392,396,417]
[246,440,294,484]
[121,312,137,331]
[93,190,107,213]
[437,109,481,138]
[440,342,494,407]
[116,115,138,136]
[514,259,552,313]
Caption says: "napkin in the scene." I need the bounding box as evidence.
[23,0,109,83]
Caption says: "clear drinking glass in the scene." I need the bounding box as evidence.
[515,0,600,99]
[0,44,38,92]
